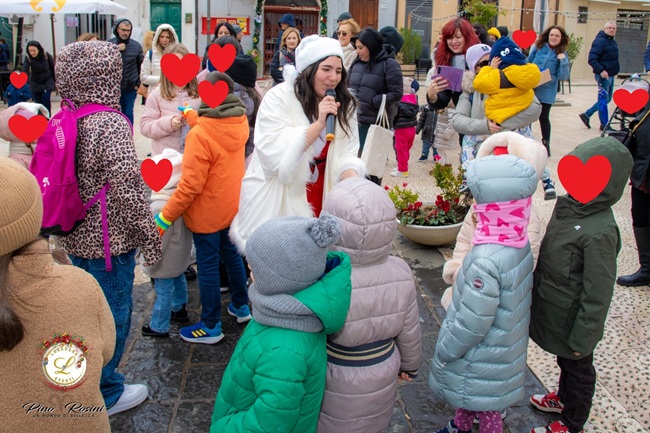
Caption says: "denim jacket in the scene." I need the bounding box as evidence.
[527,44,569,104]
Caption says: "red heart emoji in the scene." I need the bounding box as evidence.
[512,30,537,49]
[558,155,612,204]
[613,88,649,114]
[160,53,201,87]
[10,71,28,89]
[8,114,48,143]
[141,158,173,192]
[207,43,236,72]
[198,80,228,108]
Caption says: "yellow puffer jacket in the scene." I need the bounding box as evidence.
[473,63,541,124]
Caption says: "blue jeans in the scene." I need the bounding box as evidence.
[69,249,136,409]
[150,275,188,333]
[193,227,248,329]
[119,88,137,126]
[585,74,614,127]
[421,139,432,157]
[32,90,51,115]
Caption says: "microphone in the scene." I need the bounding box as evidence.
[325,89,336,142]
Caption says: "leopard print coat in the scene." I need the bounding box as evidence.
[56,41,162,265]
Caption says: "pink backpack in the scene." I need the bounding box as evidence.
[29,99,131,271]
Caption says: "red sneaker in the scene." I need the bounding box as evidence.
[530,390,564,413]
[531,420,584,433]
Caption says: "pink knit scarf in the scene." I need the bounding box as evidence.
[472,197,532,248]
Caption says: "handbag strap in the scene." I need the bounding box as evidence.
[631,106,650,136]
[375,94,389,128]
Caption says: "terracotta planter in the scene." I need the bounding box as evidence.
[396,220,463,246]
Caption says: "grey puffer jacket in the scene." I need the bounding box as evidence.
[429,155,537,412]
[450,70,541,136]
[318,177,422,433]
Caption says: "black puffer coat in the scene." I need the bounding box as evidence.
[629,100,650,191]
[347,45,403,126]
[393,98,419,129]
[108,18,143,91]
[23,53,55,93]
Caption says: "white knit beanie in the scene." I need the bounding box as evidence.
[0,158,43,256]
[152,148,183,192]
[283,35,344,83]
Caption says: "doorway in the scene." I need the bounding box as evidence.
[349,0,379,30]
[263,6,319,74]
[151,0,182,42]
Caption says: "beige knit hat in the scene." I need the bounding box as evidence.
[0,158,43,256]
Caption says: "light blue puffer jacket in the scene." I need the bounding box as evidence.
[429,155,538,412]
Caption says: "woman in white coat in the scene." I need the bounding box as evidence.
[230,35,366,253]
[140,24,179,95]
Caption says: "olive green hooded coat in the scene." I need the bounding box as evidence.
[530,137,633,359]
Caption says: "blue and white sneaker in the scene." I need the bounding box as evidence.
[179,322,223,344]
[228,303,252,323]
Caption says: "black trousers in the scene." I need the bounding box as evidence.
[631,186,650,228]
[557,353,596,432]
[539,103,553,152]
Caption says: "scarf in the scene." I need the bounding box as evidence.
[197,94,247,118]
[472,197,532,248]
[248,283,323,332]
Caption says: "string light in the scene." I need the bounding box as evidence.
[408,7,645,23]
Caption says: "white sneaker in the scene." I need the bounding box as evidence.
[107,384,149,416]
[390,169,408,178]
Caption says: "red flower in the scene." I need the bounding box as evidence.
[402,183,408,188]
[384,185,390,190]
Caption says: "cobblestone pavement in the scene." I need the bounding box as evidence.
[107,241,557,433]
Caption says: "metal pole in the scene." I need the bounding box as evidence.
[207,0,211,44]
[50,14,56,60]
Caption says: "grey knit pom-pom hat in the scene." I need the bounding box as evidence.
[245,212,341,296]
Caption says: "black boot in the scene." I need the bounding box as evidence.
[542,139,550,157]
[617,226,650,287]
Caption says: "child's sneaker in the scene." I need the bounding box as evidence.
[179,322,224,344]
[170,305,189,323]
[418,154,428,162]
[228,303,252,323]
[543,179,557,200]
[390,169,408,178]
[531,420,584,433]
[434,419,470,433]
[530,390,564,413]
[433,154,442,162]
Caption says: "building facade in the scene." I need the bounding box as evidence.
[9,0,650,79]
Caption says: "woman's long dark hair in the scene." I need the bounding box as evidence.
[294,56,358,136]
[214,22,236,39]
[354,28,384,70]
[535,25,569,55]
[0,252,23,351]
[0,238,50,351]
[26,40,45,59]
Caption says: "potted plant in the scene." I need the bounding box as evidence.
[398,27,422,78]
[386,164,471,246]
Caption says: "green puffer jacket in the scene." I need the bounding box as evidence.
[211,252,352,433]
[530,137,632,360]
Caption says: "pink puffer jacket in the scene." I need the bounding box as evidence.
[319,177,422,433]
[140,86,201,156]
